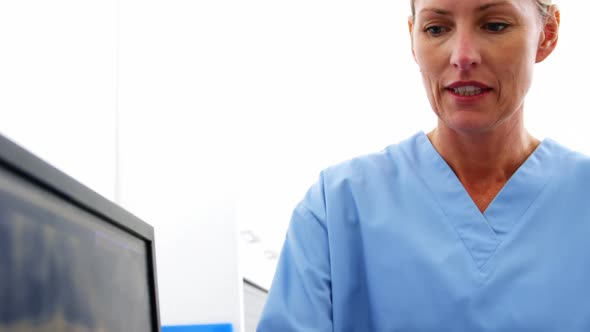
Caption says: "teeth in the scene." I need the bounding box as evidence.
[453,86,483,96]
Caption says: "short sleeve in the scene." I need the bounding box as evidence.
[256,173,333,332]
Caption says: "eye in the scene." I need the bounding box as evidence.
[483,22,509,32]
[424,26,449,37]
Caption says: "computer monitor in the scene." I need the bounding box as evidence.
[0,134,161,332]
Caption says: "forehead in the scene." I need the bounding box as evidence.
[414,0,534,16]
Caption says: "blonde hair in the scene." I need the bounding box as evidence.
[535,0,552,18]
[410,0,553,20]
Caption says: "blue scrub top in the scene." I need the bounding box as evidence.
[257,131,590,331]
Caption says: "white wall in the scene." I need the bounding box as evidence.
[526,2,590,152]
[0,0,118,201]
[118,0,244,329]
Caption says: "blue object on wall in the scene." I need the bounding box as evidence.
[162,324,233,332]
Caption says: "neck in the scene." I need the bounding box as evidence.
[427,115,540,186]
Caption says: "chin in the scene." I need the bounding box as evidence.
[441,113,501,134]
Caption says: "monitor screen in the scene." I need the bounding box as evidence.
[0,136,160,332]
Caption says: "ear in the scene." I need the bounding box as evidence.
[536,5,560,63]
[408,16,418,63]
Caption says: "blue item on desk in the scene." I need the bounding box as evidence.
[162,323,233,332]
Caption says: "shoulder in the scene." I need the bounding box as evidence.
[319,134,418,193]
[543,138,590,173]
[537,138,590,189]
[321,132,422,186]
[299,133,421,217]
[322,145,396,186]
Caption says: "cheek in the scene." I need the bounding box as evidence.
[495,49,535,94]
[417,60,444,102]
[505,35,539,78]
[415,54,439,84]
[416,62,445,113]
[414,41,447,86]
[415,46,438,73]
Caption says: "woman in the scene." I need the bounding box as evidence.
[258,0,573,330]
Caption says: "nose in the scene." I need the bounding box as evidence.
[450,30,481,70]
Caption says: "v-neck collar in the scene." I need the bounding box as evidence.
[400,131,554,272]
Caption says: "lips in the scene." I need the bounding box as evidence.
[445,81,492,97]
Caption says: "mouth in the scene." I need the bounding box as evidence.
[445,82,492,98]
[447,86,491,96]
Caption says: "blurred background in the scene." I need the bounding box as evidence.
[0,1,585,331]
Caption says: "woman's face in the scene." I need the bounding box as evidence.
[409,0,558,134]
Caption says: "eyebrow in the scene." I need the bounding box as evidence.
[418,1,512,16]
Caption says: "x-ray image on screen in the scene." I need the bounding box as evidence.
[0,167,152,332]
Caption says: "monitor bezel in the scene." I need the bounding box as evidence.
[0,133,162,331]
